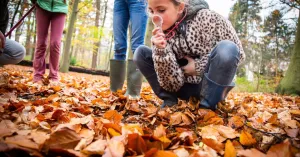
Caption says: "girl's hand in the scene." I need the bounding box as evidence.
[151,27,166,49]
[182,56,197,76]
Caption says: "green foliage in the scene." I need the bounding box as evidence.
[234,76,277,93]
[70,57,77,66]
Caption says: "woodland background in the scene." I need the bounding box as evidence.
[5,0,300,95]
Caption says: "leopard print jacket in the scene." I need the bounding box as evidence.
[152,9,245,92]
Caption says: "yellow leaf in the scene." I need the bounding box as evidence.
[225,140,236,157]
[52,86,62,92]
[240,130,256,146]
[108,128,121,137]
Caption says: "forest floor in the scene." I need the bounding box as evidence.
[0,65,299,157]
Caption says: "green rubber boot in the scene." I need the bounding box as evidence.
[109,59,126,92]
[125,59,143,98]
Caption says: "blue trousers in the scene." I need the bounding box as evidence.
[0,39,25,65]
[134,40,240,105]
[113,0,148,60]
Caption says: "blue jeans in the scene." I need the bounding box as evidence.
[133,40,240,103]
[113,0,148,60]
[0,39,25,65]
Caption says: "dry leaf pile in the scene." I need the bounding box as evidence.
[0,66,299,157]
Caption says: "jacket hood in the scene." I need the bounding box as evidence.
[186,0,209,20]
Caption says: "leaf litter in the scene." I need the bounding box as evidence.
[0,65,299,157]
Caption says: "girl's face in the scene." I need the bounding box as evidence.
[148,0,185,31]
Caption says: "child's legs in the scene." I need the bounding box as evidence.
[48,13,66,81]
[113,0,130,60]
[33,6,51,82]
[0,39,25,65]
[207,40,240,85]
[134,45,178,104]
[128,0,147,53]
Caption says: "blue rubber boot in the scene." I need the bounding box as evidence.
[200,73,235,110]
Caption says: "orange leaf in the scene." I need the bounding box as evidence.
[202,138,224,152]
[51,86,62,92]
[225,140,236,157]
[267,114,279,125]
[148,150,177,157]
[266,140,292,157]
[127,133,147,155]
[228,116,245,129]
[169,112,182,125]
[239,130,256,146]
[153,124,166,138]
[108,128,121,137]
[203,111,217,121]
[103,110,123,124]
[103,123,122,133]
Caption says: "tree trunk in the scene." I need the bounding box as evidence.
[9,0,21,39]
[15,4,26,42]
[276,12,300,95]
[60,0,80,73]
[106,32,113,71]
[25,12,32,56]
[97,0,108,67]
[31,15,36,61]
[91,0,101,69]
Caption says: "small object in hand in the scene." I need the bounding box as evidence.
[152,15,163,33]
[177,58,188,67]
[0,31,5,54]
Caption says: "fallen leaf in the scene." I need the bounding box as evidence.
[103,110,123,124]
[228,116,245,129]
[103,140,125,157]
[285,128,299,138]
[43,128,81,152]
[127,133,147,155]
[169,112,182,126]
[82,139,107,155]
[224,140,236,157]
[237,148,266,157]
[154,124,166,138]
[239,130,256,146]
[0,120,17,137]
[5,135,39,150]
[202,138,224,153]
[266,140,292,157]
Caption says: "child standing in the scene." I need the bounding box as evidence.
[33,0,68,84]
[134,0,245,109]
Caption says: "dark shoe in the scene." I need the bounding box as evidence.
[110,59,126,92]
[161,99,178,108]
[125,59,143,98]
[199,73,235,110]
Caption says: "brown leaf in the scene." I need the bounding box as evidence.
[237,148,266,157]
[154,124,166,138]
[239,130,256,146]
[202,138,224,153]
[0,120,17,137]
[103,140,125,157]
[268,114,279,125]
[217,125,238,139]
[224,140,236,157]
[284,128,299,138]
[127,133,147,155]
[5,135,39,150]
[43,128,81,152]
[145,148,177,157]
[266,140,292,157]
[228,116,245,129]
[82,139,107,155]
[103,110,123,124]
[170,112,182,126]
[181,113,193,126]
